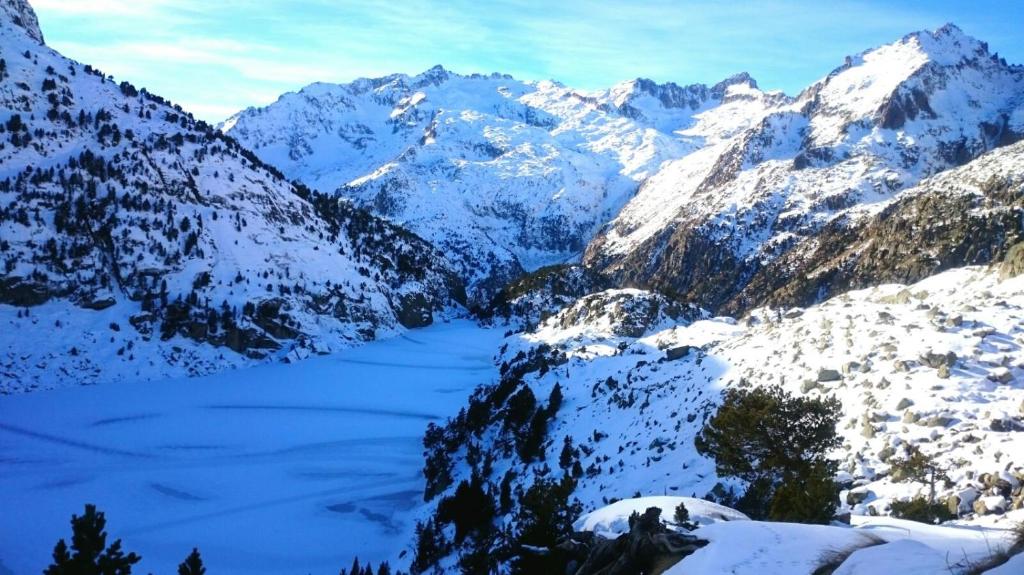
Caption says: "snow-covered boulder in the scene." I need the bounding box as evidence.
[574,496,749,539]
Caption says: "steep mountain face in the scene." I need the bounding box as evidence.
[417,264,1024,572]
[734,140,1024,311]
[585,24,1024,314]
[223,69,781,305]
[1,0,41,44]
[0,6,463,391]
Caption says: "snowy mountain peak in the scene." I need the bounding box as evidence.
[412,64,451,87]
[710,71,758,96]
[905,22,990,64]
[0,0,43,44]
[797,22,1024,147]
[609,72,760,113]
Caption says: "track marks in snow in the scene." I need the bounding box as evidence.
[0,422,153,458]
[150,483,207,502]
[92,413,162,427]
[334,357,491,371]
[206,404,442,421]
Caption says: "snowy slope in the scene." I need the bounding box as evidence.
[671,513,1022,574]
[417,263,1024,570]
[0,3,465,391]
[223,68,778,303]
[574,497,1021,574]
[586,24,1024,314]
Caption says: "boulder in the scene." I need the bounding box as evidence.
[1000,241,1024,279]
[665,346,695,361]
[920,350,957,369]
[945,494,961,516]
[988,367,1014,384]
[973,495,1007,516]
[817,368,842,382]
[80,295,116,310]
[847,488,872,505]
[924,414,956,428]
[896,398,914,410]
[990,417,1023,432]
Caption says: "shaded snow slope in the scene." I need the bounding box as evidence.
[0,320,504,575]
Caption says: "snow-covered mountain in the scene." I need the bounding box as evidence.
[222,68,782,304]
[0,3,465,391]
[417,261,1024,572]
[586,24,1024,313]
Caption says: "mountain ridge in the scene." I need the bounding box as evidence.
[0,3,465,390]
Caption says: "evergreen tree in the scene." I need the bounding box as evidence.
[673,501,697,531]
[547,382,563,415]
[558,435,575,470]
[695,385,841,522]
[411,519,447,574]
[511,474,581,574]
[889,446,948,504]
[177,548,205,575]
[44,504,142,575]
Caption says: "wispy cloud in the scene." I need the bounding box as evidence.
[31,0,1024,122]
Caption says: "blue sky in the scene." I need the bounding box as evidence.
[32,0,1024,122]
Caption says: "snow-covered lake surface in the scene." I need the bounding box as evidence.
[0,320,504,575]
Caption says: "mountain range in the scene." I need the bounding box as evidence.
[224,23,1023,316]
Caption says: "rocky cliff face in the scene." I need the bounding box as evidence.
[0,0,42,43]
[0,7,463,390]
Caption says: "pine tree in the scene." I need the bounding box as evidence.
[547,382,563,415]
[511,474,581,574]
[695,385,841,522]
[44,504,142,575]
[558,435,575,470]
[177,547,205,575]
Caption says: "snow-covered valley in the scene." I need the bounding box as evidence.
[2,0,1024,572]
[0,320,504,575]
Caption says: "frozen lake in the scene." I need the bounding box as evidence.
[0,320,504,575]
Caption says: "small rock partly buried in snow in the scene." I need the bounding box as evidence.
[972,495,1007,516]
[924,414,955,427]
[987,367,1013,384]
